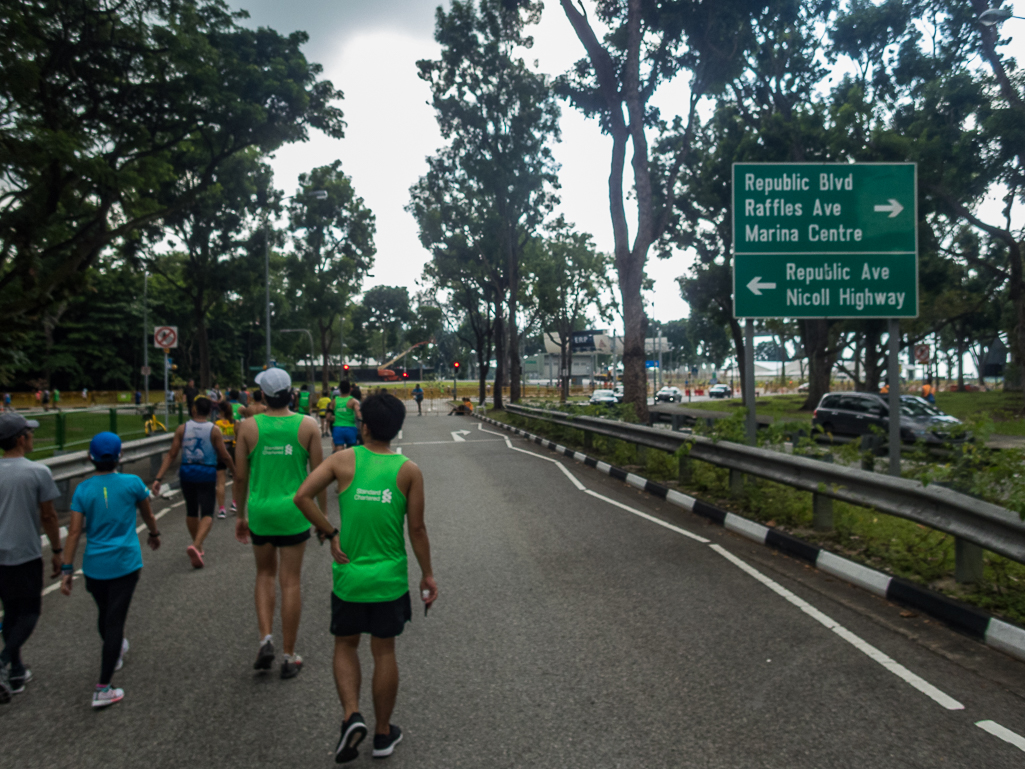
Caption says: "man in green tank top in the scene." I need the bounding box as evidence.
[294,393,436,763]
[296,384,311,415]
[329,379,361,453]
[233,368,326,680]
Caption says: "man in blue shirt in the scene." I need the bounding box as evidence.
[61,432,161,708]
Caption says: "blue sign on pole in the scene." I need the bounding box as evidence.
[645,360,660,369]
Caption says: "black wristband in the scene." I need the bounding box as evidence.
[148,531,160,537]
[323,528,339,540]
[51,547,62,554]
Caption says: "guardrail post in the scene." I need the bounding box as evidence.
[955,538,984,584]
[55,412,66,451]
[109,407,117,434]
[813,492,834,531]
[729,468,744,496]
[583,430,592,450]
[636,444,648,465]
[671,414,682,432]
[678,455,692,484]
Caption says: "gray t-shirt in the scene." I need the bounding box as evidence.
[0,457,61,566]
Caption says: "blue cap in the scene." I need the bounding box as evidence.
[89,432,122,461]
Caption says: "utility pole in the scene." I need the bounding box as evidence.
[264,227,272,367]
[143,271,149,407]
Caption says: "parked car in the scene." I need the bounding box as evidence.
[613,385,624,402]
[589,389,619,406]
[708,384,733,399]
[811,392,965,443]
[655,386,683,403]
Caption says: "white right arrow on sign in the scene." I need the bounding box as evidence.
[746,276,777,296]
[873,198,904,218]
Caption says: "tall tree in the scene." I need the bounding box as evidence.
[557,0,760,419]
[417,0,560,407]
[286,161,376,389]
[361,286,415,364]
[0,0,344,344]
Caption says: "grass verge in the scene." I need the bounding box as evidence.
[485,407,1025,627]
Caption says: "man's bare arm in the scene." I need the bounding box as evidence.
[151,426,184,493]
[40,500,62,577]
[403,463,436,605]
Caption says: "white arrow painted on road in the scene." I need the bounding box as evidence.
[746,276,777,296]
[873,198,904,218]
[451,430,470,442]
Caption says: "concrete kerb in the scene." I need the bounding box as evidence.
[475,412,1025,665]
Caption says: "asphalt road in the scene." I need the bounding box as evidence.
[3,409,1025,768]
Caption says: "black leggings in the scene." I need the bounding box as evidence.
[85,570,140,685]
[0,558,43,675]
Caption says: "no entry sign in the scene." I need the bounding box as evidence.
[153,326,178,349]
[732,163,918,319]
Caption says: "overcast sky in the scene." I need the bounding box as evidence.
[234,0,689,331]
[233,0,1023,338]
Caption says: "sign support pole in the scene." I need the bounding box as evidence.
[744,319,756,445]
[143,271,149,408]
[163,348,170,424]
[888,319,901,476]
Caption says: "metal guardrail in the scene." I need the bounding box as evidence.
[41,433,174,483]
[503,404,1025,571]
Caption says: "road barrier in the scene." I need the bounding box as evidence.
[503,403,1025,582]
[41,433,175,483]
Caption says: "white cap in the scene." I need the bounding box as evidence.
[256,367,291,396]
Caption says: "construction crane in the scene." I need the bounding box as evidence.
[377,340,431,381]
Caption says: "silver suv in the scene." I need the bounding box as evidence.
[812,393,964,443]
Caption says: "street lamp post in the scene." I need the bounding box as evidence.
[263,189,328,367]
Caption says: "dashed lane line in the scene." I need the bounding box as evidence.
[975,720,1025,753]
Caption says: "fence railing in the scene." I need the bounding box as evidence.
[502,403,1025,582]
[41,433,175,483]
[27,404,184,458]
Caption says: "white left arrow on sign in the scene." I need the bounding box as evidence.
[746,276,777,296]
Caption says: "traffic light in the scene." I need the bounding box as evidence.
[453,362,460,371]
[402,371,409,379]
[342,364,350,372]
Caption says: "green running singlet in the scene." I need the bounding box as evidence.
[247,413,310,537]
[334,396,356,427]
[297,390,310,415]
[230,401,243,421]
[333,446,409,603]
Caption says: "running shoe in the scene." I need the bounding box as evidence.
[92,685,125,709]
[186,545,204,568]
[115,638,129,671]
[253,638,275,671]
[10,668,32,694]
[280,654,303,679]
[372,725,402,758]
[335,711,368,764]
[217,507,226,519]
[0,665,11,704]
[230,500,237,514]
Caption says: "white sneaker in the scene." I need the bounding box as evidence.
[92,685,125,708]
[115,638,129,671]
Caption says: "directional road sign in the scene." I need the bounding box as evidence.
[153,325,178,349]
[733,163,917,318]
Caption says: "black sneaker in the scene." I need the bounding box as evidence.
[280,654,303,679]
[253,639,274,671]
[372,725,402,759]
[0,665,11,704]
[335,711,368,764]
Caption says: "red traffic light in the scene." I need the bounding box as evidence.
[402,372,409,378]
[453,362,460,369]
[342,364,350,371]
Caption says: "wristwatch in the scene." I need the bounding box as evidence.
[325,528,339,540]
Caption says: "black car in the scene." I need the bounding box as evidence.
[812,392,965,443]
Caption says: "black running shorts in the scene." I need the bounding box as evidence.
[249,529,311,548]
[181,479,216,518]
[330,591,411,639]
[0,558,43,614]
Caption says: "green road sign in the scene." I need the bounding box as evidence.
[732,163,917,318]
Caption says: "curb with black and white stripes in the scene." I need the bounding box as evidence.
[476,413,1025,665]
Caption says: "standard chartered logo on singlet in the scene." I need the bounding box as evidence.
[354,488,392,504]
[262,444,294,456]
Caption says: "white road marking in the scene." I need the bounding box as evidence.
[394,439,504,446]
[451,430,470,442]
[396,447,403,455]
[710,543,964,711]
[494,422,968,716]
[584,489,710,543]
[976,720,1025,753]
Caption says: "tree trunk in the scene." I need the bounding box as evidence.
[508,236,522,404]
[493,309,505,410]
[194,291,211,389]
[957,337,965,390]
[619,270,648,420]
[560,332,571,403]
[317,317,335,391]
[799,318,833,409]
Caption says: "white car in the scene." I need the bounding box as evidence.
[589,389,618,406]
[655,386,683,403]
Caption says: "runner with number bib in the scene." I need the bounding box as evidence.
[234,368,326,679]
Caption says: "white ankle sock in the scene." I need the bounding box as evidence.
[261,634,272,645]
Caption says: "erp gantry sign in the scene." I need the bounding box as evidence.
[732,163,917,318]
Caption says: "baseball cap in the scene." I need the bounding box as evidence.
[0,412,40,442]
[256,367,291,396]
[89,432,122,461]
